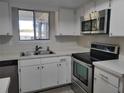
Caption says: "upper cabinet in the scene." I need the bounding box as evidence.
[95,0,110,11]
[109,0,124,36]
[83,2,95,15]
[0,1,12,36]
[83,0,110,16]
[55,8,80,36]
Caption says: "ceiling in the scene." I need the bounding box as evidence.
[9,0,88,8]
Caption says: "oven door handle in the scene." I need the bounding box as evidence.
[72,57,92,68]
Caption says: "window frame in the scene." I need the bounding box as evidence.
[18,8,50,41]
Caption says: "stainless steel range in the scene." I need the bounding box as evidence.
[71,43,120,93]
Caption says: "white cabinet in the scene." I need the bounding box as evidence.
[41,61,68,88]
[83,1,95,15]
[41,63,58,88]
[94,68,119,93]
[65,58,71,83]
[95,0,110,11]
[0,1,12,36]
[109,0,124,36]
[94,75,118,93]
[20,66,41,93]
[75,9,82,36]
[55,8,80,36]
[19,56,71,93]
[41,56,71,88]
[58,61,67,85]
[59,57,71,84]
[82,0,110,16]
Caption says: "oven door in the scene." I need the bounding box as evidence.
[72,57,93,93]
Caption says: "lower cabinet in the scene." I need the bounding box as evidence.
[41,63,58,89]
[94,75,118,93]
[20,66,41,93]
[94,68,119,93]
[58,62,67,85]
[19,56,71,93]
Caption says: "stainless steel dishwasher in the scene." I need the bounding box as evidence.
[0,60,19,93]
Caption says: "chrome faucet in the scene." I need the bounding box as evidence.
[34,45,42,55]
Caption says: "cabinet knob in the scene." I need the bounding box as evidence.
[59,64,61,66]
[37,67,40,70]
[41,66,44,69]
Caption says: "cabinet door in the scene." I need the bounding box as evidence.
[66,60,71,83]
[41,63,58,89]
[94,75,118,93]
[84,1,94,14]
[109,0,124,36]
[0,2,12,36]
[20,66,41,92]
[57,8,76,35]
[58,62,67,85]
[95,0,110,11]
[75,9,82,36]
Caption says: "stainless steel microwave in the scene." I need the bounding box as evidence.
[81,9,111,34]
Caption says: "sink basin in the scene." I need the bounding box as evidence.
[34,50,55,55]
[20,50,55,57]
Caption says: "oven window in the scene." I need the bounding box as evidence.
[73,61,88,86]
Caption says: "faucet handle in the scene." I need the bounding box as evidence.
[35,45,38,48]
[35,45,38,51]
[47,46,50,51]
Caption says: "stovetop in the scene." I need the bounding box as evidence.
[72,52,100,64]
[72,43,119,65]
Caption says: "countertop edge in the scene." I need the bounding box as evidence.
[93,62,124,77]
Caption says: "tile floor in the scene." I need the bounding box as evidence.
[40,86,74,93]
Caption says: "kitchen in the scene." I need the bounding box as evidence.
[0,0,124,93]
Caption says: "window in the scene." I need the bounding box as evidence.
[18,9,50,40]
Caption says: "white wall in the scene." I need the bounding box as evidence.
[0,7,78,56]
[77,35,124,55]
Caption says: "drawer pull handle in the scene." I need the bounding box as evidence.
[100,74,108,80]
[60,59,66,62]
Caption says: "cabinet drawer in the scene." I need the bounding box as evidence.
[41,56,71,64]
[59,56,71,62]
[19,59,41,67]
[41,57,60,64]
[95,68,119,88]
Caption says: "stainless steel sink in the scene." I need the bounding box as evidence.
[20,50,55,57]
[34,50,55,55]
